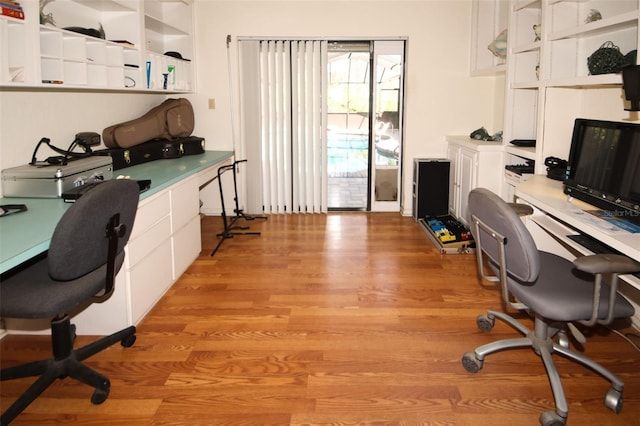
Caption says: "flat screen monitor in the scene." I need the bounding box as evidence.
[563,118,640,225]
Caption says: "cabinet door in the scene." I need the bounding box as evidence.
[170,175,199,232]
[170,175,201,279]
[173,215,201,279]
[128,238,173,324]
[458,148,478,225]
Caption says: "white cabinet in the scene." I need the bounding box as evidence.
[471,0,510,75]
[0,0,194,92]
[4,173,205,335]
[125,190,173,325]
[447,136,504,226]
[125,174,202,325]
[170,175,201,279]
[448,144,476,225]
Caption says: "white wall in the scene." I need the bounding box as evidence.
[191,0,502,215]
[541,87,640,163]
[0,0,502,216]
[0,91,167,178]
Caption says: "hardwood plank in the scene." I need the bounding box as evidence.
[2,213,639,425]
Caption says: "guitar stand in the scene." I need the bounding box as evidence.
[230,160,268,223]
[211,160,267,256]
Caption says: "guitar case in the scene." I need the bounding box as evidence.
[102,98,195,149]
[94,136,205,170]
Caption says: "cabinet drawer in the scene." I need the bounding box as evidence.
[170,175,199,232]
[130,191,170,240]
[128,239,173,325]
[126,215,171,268]
[172,215,201,279]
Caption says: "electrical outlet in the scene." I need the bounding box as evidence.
[208,98,216,109]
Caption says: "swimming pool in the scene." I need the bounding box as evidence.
[327,132,369,177]
[327,131,399,177]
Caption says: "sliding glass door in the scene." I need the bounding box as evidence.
[238,38,404,214]
[326,40,405,211]
[327,42,371,210]
[371,40,404,212]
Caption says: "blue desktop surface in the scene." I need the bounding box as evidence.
[0,151,233,274]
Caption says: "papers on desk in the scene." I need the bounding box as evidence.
[565,209,640,234]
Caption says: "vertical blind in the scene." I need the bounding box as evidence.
[239,39,328,214]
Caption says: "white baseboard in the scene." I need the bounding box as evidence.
[200,207,223,216]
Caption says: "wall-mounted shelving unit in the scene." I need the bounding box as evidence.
[466,0,640,203]
[143,0,193,91]
[0,0,194,92]
[511,0,637,167]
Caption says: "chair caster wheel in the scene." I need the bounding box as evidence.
[70,324,77,345]
[539,410,565,426]
[91,380,110,405]
[604,388,623,413]
[121,334,136,348]
[462,352,482,373]
[476,314,494,332]
[555,330,570,349]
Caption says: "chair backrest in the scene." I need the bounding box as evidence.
[468,188,539,283]
[48,179,139,281]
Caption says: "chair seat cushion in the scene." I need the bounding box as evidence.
[0,253,123,319]
[505,251,635,322]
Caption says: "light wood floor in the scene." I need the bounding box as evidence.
[2,213,639,425]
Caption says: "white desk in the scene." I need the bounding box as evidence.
[1,151,234,335]
[516,175,640,291]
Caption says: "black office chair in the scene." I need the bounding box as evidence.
[0,179,139,425]
[461,188,639,426]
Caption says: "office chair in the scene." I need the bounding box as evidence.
[461,188,639,426]
[0,179,139,425]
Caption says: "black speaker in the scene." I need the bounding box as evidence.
[413,159,450,220]
[621,65,640,111]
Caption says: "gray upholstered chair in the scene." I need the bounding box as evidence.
[0,179,139,425]
[462,188,639,426]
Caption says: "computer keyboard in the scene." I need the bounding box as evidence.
[567,233,615,254]
[567,233,640,278]
[62,179,151,203]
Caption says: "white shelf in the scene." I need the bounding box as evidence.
[70,0,138,13]
[549,10,639,41]
[470,64,507,76]
[513,40,542,54]
[0,0,194,93]
[144,14,189,36]
[511,81,541,89]
[546,73,623,88]
[514,0,541,12]
[505,145,536,160]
